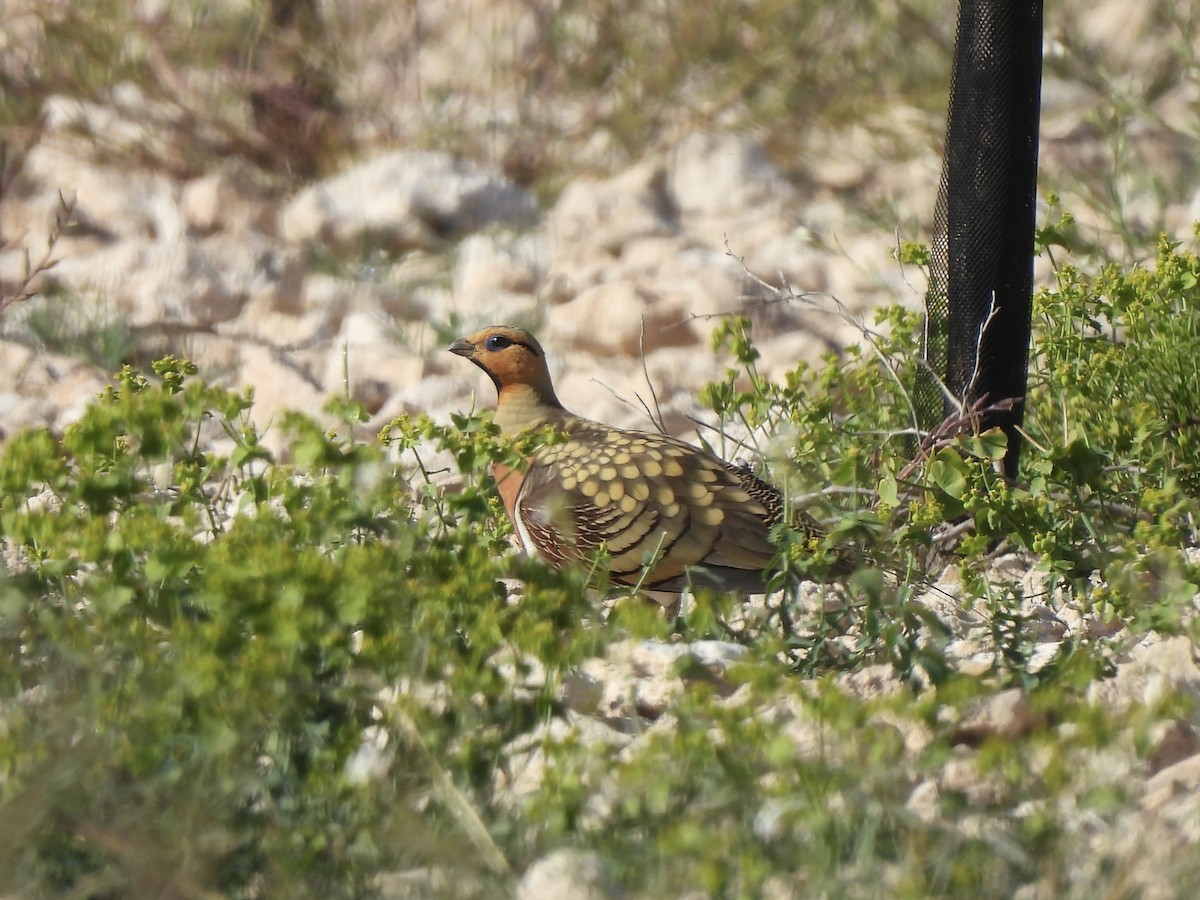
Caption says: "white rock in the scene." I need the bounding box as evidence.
[0,340,109,433]
[666,132,796,220]
[688,640,750,669]
[560,639,751,728]
[41,89,172,156]
[547,159,676,264]
[940,749,1006,806]
[544,280,693,357]
[344,725,393,784]
[561,667,606,715]
[1142,752,1200,812]
[238,344,328,456]
[42,226,304,330]
[47,367,114,431]
[445,232,545,329]
[1088,635,1200,712]
[756,329,843,383]
[953,688,1045,744]
[497,717,628,803]
[321,311,426,413]
[631,244,752,325]
[180,167,268,235]
[20,143,183,246]
[906,778,941,822]
[836,663,906,700]
[280,150,536,250]
[374,373,480,430]
[183,232,306,325]
[452,232,544,305]
[552,362,657,434]
[753,797,800,842]
[516,849,617,900]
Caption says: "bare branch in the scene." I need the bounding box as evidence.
[637,315,668,434]
[0,136,76,320]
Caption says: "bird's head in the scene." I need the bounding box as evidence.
[449,325,562,412]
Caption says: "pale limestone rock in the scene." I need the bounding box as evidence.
[686,639,750,669]
[496,717,630,805]
[753,797,803,843]
[486,646,548,703]
[940,748,1007,806]
[819,233,902,317]
[1087,635,1200,712]
[545,341,711,434]
[233,277,344,352]
[1073,0,1160,75]
[40,88,175,159]
[906,778,941,822]
[0,339,109,434]
[551,363,654,435]
[632,244,750,325]
[374,866,486,900]
[544,280,692,357]
[183,232,306,325]
[953,688,1046,745]
[771,705,832,761]
[322,310,425,413]
[180,167,269,236]
[516,849,619,900]
[376,370,477,422]
[944,642,995,678]
[544,232,690,315]
[546,159,676,265]
[237,344,328,455]
[46,366,114,431]
[1147,720,1200,775]
[452,233,544,308]
[667,132,796,222]
[451,292,543,338]
[761,874,812,900]
[280,150,535,251]
[914,571,983,640]
[664,133,825,286]
[19,142,184,248]
[746,232,834,295]
[42,226,304,330]
[836,663,907,700]
[1050,596,1126,642]
[632,345,725,434]
[0,392,34,431]
[561,666,606,717]
[1026,642,1064,674]
[755,330,843,382]
[1142,752,1200,812]
[559,639,747,729]
[346,0,543,155]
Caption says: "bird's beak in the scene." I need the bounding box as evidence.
[448,338,475,358]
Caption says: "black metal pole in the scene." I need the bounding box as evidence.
[927,0,1044,480]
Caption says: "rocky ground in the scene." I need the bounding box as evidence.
[1,120,929,450]
[1,2,1195,450]
[2,0,1200,896]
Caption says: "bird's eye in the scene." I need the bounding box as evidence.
[485,334,513,351]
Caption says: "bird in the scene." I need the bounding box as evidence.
[449,325,842,598]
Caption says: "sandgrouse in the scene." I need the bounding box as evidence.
[449,325,835,595]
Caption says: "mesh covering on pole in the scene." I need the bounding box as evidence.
[920,0,1044,480]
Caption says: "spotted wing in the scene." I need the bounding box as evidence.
[512,423,782,591]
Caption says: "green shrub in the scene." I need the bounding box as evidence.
[0,359,597,895]
[0,237,1197,895]
[699,235,1199,680]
